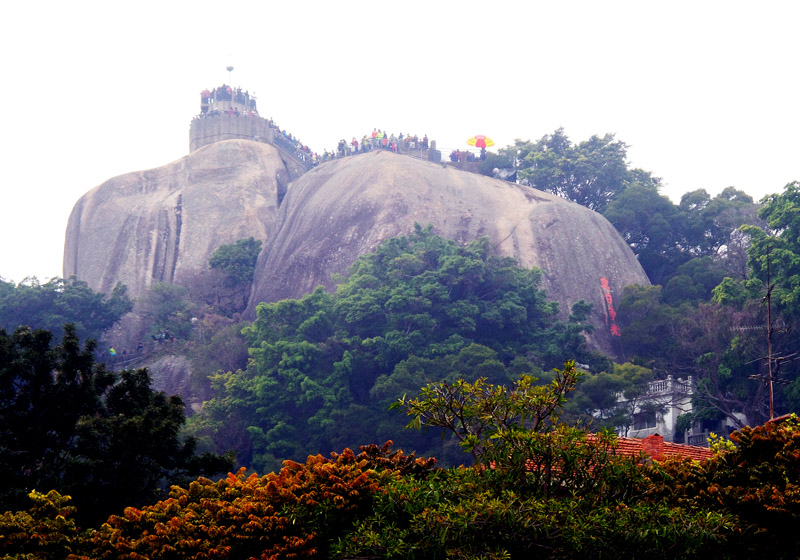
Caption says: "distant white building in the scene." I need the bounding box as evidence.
[616,375,743,446]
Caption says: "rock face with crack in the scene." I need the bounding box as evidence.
[64,140,285,298]
[65,141,649,355]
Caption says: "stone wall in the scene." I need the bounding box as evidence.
[190,113,273,152]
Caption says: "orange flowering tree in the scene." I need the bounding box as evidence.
[87,442,433,560]
[644,416,800,558]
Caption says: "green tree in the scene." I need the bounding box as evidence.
[647,417,800,558]
[565,361,658,434]
[744,182,800,318]
[0,490,89,560]
[192,226,602,472]
[141,282,194,340]
[662,256,727,305]
[679,187,760,259]
[0,325,233,525]
[603,182,691,285]
[515,128,654,213]
[209,236,262,286]
[0,276,131,342]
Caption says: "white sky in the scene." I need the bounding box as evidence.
[1,1,798,285]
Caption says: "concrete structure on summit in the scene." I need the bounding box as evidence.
[189,84,274,153]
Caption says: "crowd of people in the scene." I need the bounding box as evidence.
[268,125,433,167]
[193,87,449,167]
[200,84,258,114]
[449,149,483,162]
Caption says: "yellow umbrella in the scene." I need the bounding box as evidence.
[467,135,495,149]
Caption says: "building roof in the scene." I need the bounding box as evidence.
[612,433,714,462]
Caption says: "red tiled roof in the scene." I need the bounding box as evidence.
[490,433,715,472]
[611,434,713,462]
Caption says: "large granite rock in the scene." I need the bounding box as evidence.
[65,142,649,355]
[64,140,286,298]
[248,151,649,354]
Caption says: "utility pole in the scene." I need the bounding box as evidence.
[765,277,775,420]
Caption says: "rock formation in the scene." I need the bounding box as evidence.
[248,150,648,354]
[64,140,288,299]
[65,140,649,355]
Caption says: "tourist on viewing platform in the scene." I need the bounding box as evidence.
[351,137,359,154]
[361,135,370,152]
[422,134,428,149]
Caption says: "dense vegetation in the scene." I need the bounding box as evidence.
[190,225,608,472]
[0,276,131,342]
[0,325,233,526]
[484,130,798,432]
[5,364,800,558]
[2,127,799,557]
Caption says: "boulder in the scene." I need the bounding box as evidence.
[65,143,649,356]
[248,151,649,354]
[63,140,285,299]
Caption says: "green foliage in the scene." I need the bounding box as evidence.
[679,187,760,259]
[0,276,131,342]
[497,132,760,289]
[603,182,692,285]
[745,181,800,318]
[565,361,657,433]
[604,182,788,430]
[186,316,250,398]
[615,284,682,361]
[142,282,194,340]
[663,257,727,305]
[394,362,644,502]
[477,151,514,177]
[616,283,785,427]
[346,364,732,559]
[193,226,599,472]
[515,128,644,213]
[335,468,733,560]
[394,363,580,463]
[17,393,800,558]
[209,237,262,286]
[0,325,233,526]
[603,185,760,287]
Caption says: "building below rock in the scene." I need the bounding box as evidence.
[614,375,744,447]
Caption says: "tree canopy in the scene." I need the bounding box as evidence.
[209,236,263,286]
[0,276,131,342]
[191,226,605,473]
[512,128,658,213]
[0,324,233,525]
[12,376,800,558]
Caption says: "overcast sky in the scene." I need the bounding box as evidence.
[1,1,798,285]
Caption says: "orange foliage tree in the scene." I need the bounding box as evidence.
[88,442,433,559]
